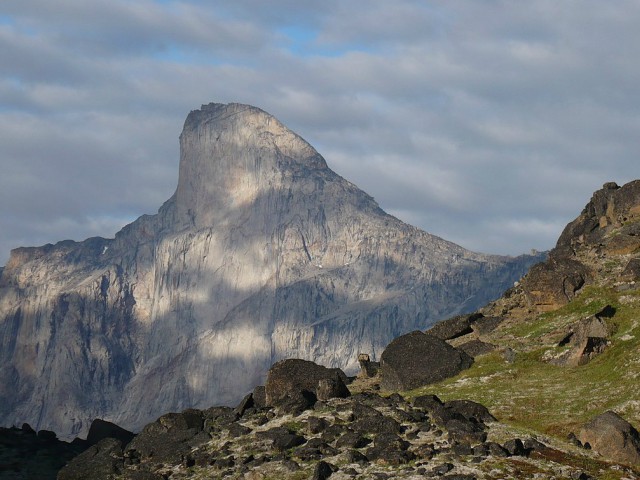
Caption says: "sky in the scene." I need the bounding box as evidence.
[1,1,639,266]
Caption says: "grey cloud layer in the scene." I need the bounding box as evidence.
[1,0,638,264]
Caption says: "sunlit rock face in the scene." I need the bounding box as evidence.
[0,103,542,439]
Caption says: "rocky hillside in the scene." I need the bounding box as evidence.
[0,103,542,440]
[53,342,640,480]
[7,180,640,480]
[419,180,640,430]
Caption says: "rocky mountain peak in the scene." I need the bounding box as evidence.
[174,102,333,229]
[0,102,542,440]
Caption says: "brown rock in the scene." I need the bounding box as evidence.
[579,411,640,466]
[357,353,379,378]
[555,311,612,366]
[621,258,640,281]
[521,254,591,311]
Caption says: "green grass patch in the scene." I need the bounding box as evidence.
[405,286,640,440]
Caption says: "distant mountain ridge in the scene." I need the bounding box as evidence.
[0,103,543,439]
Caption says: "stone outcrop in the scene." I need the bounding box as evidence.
[264,359,349,414]
[379,331,473,391]
[551,306,614,366]
[426,313,483,341]
[0,103,542,439]
[521,180,640,311]
[579,411,640,466]
[85,419,135,448]
[357,353,379,378]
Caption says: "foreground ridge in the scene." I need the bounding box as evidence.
[54,359,640,480]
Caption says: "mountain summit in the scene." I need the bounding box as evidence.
[0,103,542,439]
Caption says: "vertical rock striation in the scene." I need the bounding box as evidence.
[0,103,543,439]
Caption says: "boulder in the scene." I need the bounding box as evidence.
[265,359,349,412]
[412,394,444,410]
[443,399,496,424]
[380,331,473,391]
[357,353,380,378]
[125,409,206,464]
[579,411,640,465]
[521,254,591,311]
[471,316,504,336]
[621,258,640,281]
[252,385,267,408]
[86,418,135,447]
[317,377,350,401]
[57,437,124,480]
[233,392,255,417]
[458,339,496,358]
[554,310,612,366]
[427,313,483,340]
[312,460,336,480]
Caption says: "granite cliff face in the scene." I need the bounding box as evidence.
[0,103,542,439]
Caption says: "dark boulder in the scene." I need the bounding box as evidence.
[346,449,369,464]
[86,418,135,447]
[413,394,444,410]
[351,401,382,419]
[265,359,349,413]
[312,460,337,480]
[579,411,640,465]
[58,437,124,480]
[446,418,487,444]
[366,435,416,466]
[203,406,238,433]
[444,399,496,424]
[271,432,306,451]
[471,316,504,336]
[335,430,372,449]
[307,416,328,434]
[380,331,473,391]
[233,392,255,417]
[503,438,526,456]
[317,376,350,401]
[252,385,267,408]
[427,313,483,340]
[458,339,496,358]
[351,415,402,436]
[125,409,206,464]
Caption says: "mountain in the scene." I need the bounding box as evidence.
[54,176,640,480]
[0,103,542,440]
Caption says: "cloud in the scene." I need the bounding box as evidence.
[1,1,639,265]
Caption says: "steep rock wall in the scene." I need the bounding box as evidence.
[0,103,543,438]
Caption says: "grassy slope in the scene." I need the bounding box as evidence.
[404,284,640,439]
